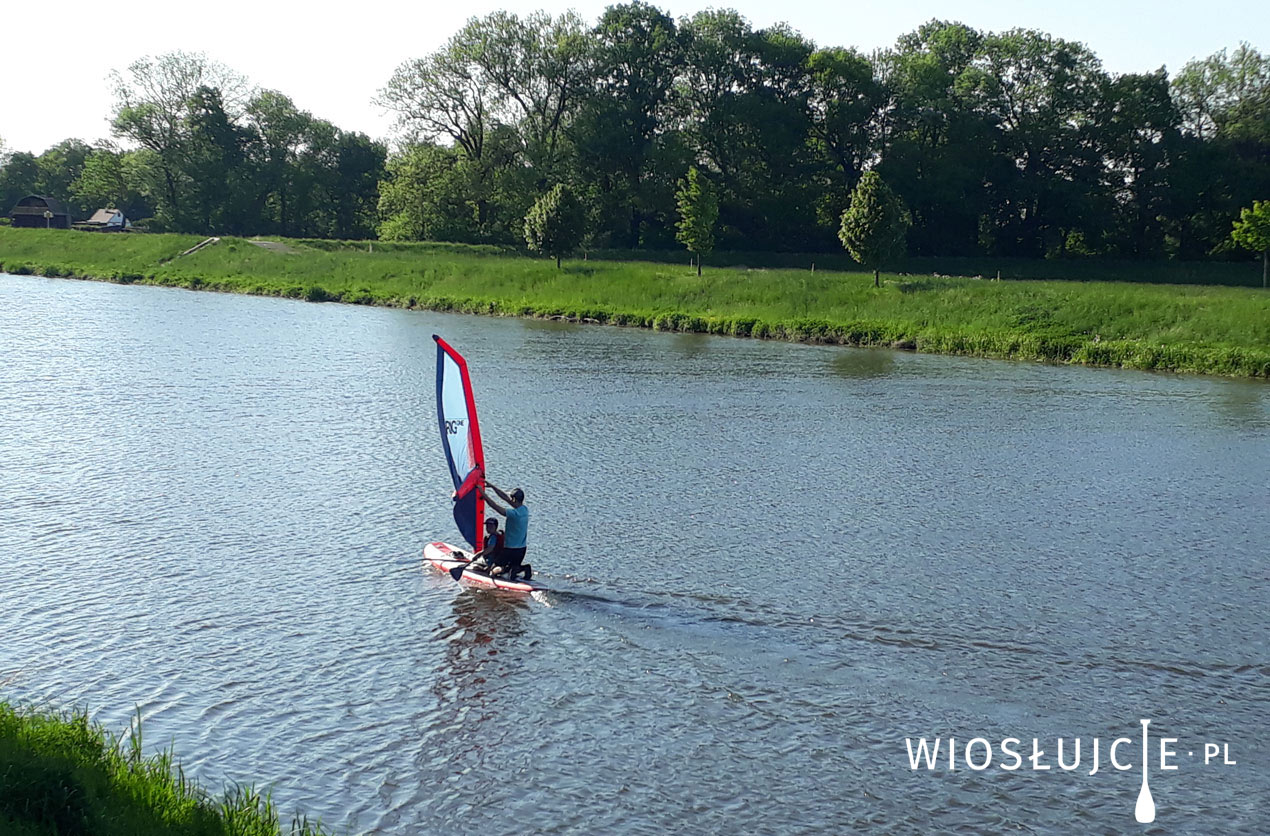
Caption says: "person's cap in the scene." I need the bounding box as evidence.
[511,488,525,502]
[484,518,498,528]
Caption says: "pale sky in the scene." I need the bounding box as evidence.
[3,0,1266,155]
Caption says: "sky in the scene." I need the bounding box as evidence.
[3,0,1266,156]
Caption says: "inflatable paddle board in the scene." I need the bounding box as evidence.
[424,541,545,593]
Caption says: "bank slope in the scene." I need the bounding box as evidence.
[2,228,1267,377]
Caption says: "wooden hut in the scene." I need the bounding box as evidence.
[9,195,71,229]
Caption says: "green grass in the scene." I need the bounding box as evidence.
[2,227,1268,377]
[0,701,326,836]
[591,248,1266,287]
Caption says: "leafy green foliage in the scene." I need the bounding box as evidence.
[368,11,1264,261]
[568,2,684,249]
[380,10,588,179]
[70,147,156,221]
[1231,201,1270,287]
[675,167,718,275]
[524,184,586,267]
[1172,43,1270,142]
[0,701,327,835]
[806,46,880,225]
[1231,201,1270,254]
[1167,44,1270,256]
[839,172,911,285]
[377,132,530,245]
[0,152,40,218]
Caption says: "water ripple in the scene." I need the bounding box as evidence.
[1,274,1267,834]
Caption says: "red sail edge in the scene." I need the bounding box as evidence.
[433,335,486,551]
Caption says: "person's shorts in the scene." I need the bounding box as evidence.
[497,546,527,571]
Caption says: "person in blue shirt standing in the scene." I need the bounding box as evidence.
[479,482,530,580]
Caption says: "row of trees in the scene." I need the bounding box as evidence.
[0,54,385,238]
[378,6,1270,260]
[1,5,1266,265]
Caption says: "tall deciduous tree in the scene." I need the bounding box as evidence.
[109,51,252,228]
[1231,201,1270,288]
[875,20,994,256]
[524,183,586,267]
[1091,69,1182,258]
[806,46,880,197]
[378,143,478,242]
[326,131,387,240]
[839,170,910,286]
[972,29,1107,257]
[184,86,257,233]
[30,139,94,218]
[1170,44,1270,256]
[245,91,312,236]
[675,166,718,275]
[676,11,820,249]
[570,1,682,247]
[379,41,491,161]
[1172,43,1270,142]
[381,11,589,177]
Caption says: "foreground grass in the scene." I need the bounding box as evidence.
[0,702,326,836]
[2,227,1268,377]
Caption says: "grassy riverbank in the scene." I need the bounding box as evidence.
[0,702,325,835]
[2,227,1267,377]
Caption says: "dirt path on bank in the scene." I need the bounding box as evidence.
[247,239,300,254]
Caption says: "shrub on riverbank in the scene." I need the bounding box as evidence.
[0,702,325,836]
[2,227,1268,377]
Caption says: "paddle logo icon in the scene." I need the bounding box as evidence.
[904,718,1237,823]
[1134,719,1155,823]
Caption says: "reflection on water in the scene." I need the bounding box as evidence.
[437,592,530,719]
[2,273,1267,835]
[422,590,535,795]
[829,346,897,379]
[668,331,713,361]
[1210,383,1270,427]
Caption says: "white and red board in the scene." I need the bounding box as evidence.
[424,541,545,593]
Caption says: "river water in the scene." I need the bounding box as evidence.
[1,273,1266,834]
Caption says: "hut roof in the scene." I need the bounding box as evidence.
[12,195,69,216]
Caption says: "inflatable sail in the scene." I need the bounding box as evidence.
[433,335,485,550]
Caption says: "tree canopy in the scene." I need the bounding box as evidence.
[524,183,587,267]
[373,9,1270,264]
[675,166,718,274]
[2,9,1267,273]
[839,171,911,285]
[1231,201,1270,287]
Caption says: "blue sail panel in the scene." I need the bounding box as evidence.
[452,487,479,550]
